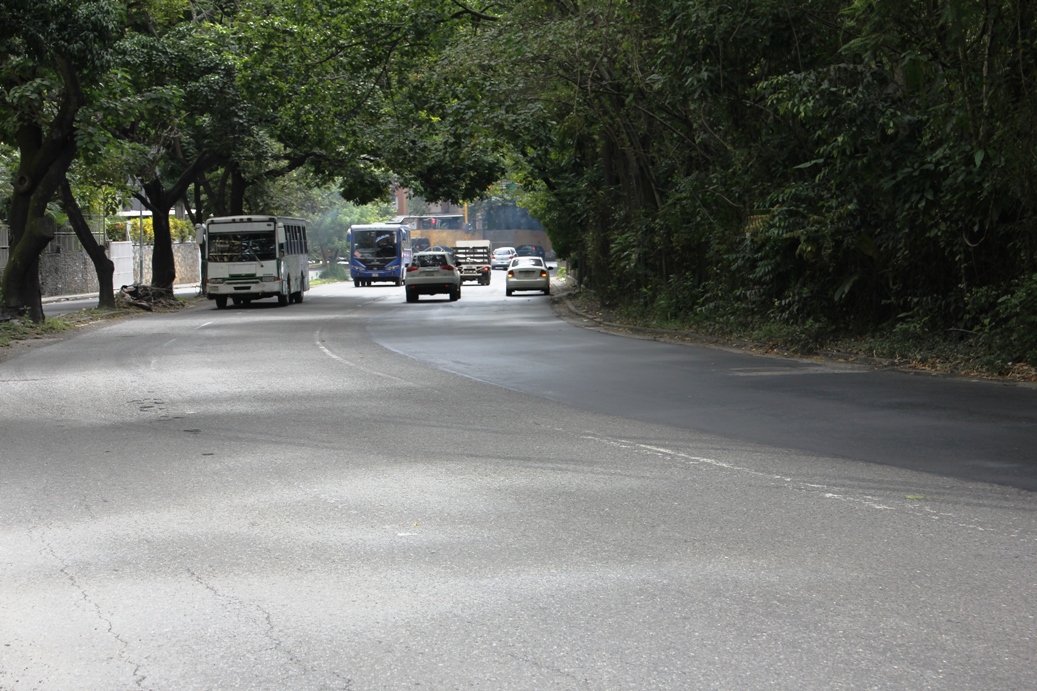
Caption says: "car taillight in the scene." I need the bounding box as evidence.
[507,270,514,278]
[441,265,454,271]
[406,266,419,272]
[540,270,548,277]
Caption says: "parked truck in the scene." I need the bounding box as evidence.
[452,240,493,285]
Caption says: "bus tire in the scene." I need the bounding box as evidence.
[215,296,228,309]
[354,279,360,287]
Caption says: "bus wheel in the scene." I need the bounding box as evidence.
[215,296,228,309]
[394,278,402,287]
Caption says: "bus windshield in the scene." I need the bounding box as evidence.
[208,232,277,262]
[352,229,398,259]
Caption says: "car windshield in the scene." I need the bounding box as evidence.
[511,257,544,268]
[413,253,450,267]
[207,232,277,262]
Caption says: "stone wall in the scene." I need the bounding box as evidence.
[39,248,98,296]
[128,243,201,286]
[38,242,200,297]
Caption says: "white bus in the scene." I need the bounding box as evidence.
[199,215,309,309]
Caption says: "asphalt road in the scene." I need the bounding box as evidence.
[2,274,1035,690]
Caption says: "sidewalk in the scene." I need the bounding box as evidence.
[42,283,201,304]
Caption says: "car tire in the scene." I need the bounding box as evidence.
[406,288,418,303]
[215,296,228,309]
[544,285,551,295]
[506,288,513,296]
[450,286,460,301]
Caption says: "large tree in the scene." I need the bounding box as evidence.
[0,0,123,320]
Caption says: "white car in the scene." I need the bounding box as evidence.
[491,247,517,270]
[505,256,551,296]
[405,251,461,302]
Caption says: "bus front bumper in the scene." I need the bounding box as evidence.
[205,279,285,298]
[351,269,401,280]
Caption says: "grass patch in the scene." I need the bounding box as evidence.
[0,307,138,350]
[0,314,77,348]
[310,276,347,286]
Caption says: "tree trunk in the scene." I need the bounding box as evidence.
[1,58,83,322]
[137,152,218,295]
[58,178,115,309]
[230,165,248,215]
[142,178,177,294]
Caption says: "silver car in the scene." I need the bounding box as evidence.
[505,256,551,296]
[405,251,461,302]
[491,247,517,270]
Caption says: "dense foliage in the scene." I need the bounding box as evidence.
[1,0,504,316]
[446,0,1037,365]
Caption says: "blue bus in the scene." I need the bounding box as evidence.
[347,223,412,287]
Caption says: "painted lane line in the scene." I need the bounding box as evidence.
[580,433,1032,537]
[314,330,409,383]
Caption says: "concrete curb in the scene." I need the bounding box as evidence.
[42,284,201,304]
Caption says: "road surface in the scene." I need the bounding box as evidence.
[2,275,1035,689]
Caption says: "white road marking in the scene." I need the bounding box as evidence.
[577,434,1025,525]
[314,330,409,383]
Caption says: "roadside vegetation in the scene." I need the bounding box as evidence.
[565,284,1037,382]
[437,0,1037,372]
[4,1,1035,372]
[0,309,92,349]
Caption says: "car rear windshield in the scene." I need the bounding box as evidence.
[512,257,543,267]
[413,254,450,267]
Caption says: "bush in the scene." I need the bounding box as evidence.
[105,216,195,243]
[320,262,349,281]
[990,274,1037,365]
